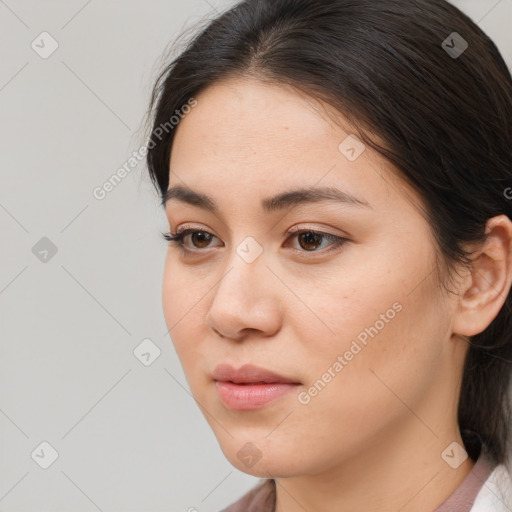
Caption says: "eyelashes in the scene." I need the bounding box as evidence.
[161,228,349,256]
[161,229,214,255]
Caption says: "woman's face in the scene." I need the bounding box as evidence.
[162,77,467,478]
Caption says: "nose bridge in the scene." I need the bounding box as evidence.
[205,234,281,338]
[214,233,268,306]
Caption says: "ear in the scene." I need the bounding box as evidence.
[452,215,512,337]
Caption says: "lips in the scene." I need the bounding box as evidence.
[212,363,301,410]
[212,363,301,385]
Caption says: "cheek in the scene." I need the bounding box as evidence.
[161,258,206,367]
[162,258,182,330]
[289,236,443,377]
[291,232,442,365]
[286,254,446,444]
[162,254,211,325]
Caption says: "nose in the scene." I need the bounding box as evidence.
[205,249,282,342]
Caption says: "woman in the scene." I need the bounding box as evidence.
[144,0,512,510]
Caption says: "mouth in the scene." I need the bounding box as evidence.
[224,381,279,385]
[212,363,301,410]
[212,362,301,384]
[214,381,300,410]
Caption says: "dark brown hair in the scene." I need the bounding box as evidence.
[144,0,512,468]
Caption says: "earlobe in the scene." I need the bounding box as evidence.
[452,215,512,337]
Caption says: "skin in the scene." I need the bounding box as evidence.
[161,76,512,512]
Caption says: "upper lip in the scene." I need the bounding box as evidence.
[212,363,301,384]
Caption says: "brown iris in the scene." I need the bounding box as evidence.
[297,232,322,251]
[190,231,213,249]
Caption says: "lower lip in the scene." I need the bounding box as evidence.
[215,381,300,410]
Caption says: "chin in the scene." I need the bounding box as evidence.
[228,454,299,479]
[217,436,309,479]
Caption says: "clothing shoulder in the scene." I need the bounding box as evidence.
[470,464,512,512]
[219,479,275,512]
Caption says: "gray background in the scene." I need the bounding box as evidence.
[1,1,511,511]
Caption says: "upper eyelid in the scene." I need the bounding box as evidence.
[174,226,344,238]
[174,222,347,236]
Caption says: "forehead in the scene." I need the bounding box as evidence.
[167,77,424,219]
[172,77,343,154]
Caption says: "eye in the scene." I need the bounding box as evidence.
[161,227,349,255]
[161,228,219,252]
[284,227,348,254]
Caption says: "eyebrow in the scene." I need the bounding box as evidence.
[162,184,371,212]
